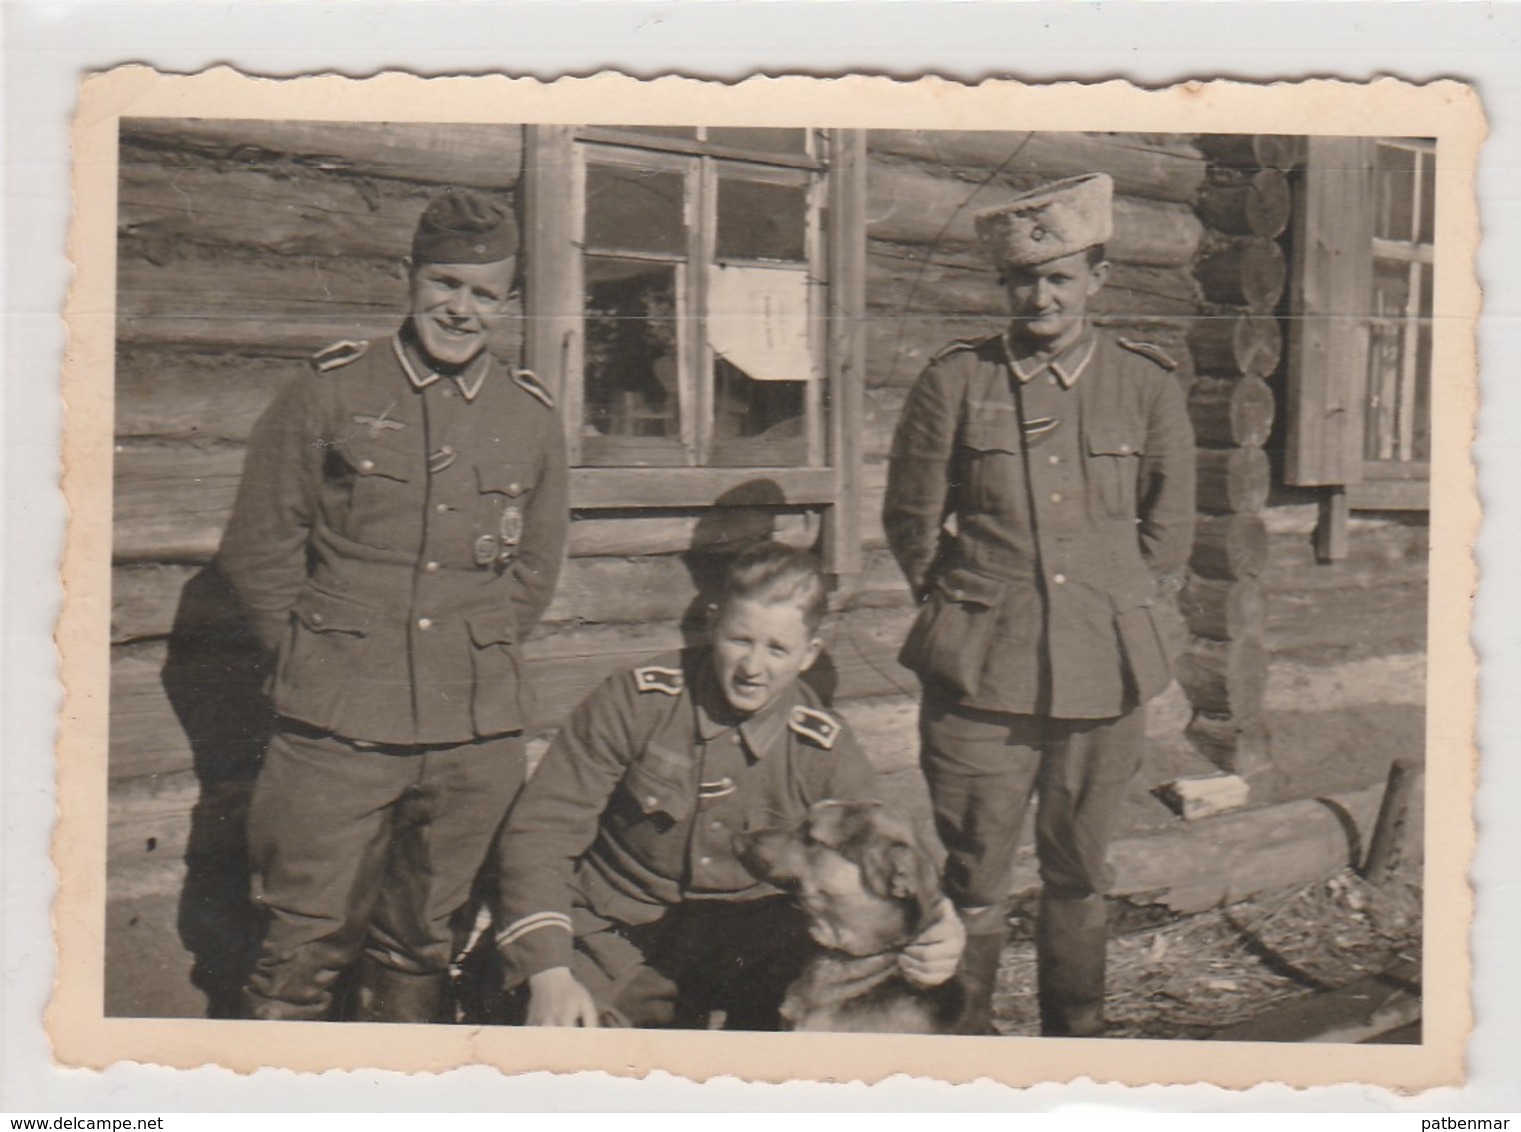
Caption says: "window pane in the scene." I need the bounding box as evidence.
[1419,148,1436,245]
[1365,259,1410,462]
[1374,144,1417,241]
[705,127,810,155]
[711,358,807,465]
[583,256,682,448]
[1414,262,1433,462]
[584,163,686,256]
[716,176,808,262]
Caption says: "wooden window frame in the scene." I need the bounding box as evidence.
[520,124,867,579]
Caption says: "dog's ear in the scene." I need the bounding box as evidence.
[805,799,877,849]
[860,837,942,930]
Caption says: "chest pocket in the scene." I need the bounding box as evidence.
[958,417,1023,514]
[473,464,535,569]
[617,752,696,827]
[330,436,414,550]
[1086,423,1146,519]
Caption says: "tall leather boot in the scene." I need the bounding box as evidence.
[353,955,450,1024]
[1035,893,1109,1038]
[953,931,1008,1035]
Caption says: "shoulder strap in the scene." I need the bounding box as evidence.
[512,368,555,409]
[310,339,369,374]
[1116,336,1178,372]
[788,705,842,751]
[633,665,685,697]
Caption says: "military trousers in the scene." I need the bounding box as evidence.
[919,693,1145,1034]
[243,722,525,1022]
[558,896,813,1031]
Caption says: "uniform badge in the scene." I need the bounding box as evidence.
[788,705,841,750]
[496,504,523,566]
[1020,415,1061,445]
[473,534,499,567]
[353,403,405,437]
[633,666,685,696]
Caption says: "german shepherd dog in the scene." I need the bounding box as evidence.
[734,801,965,1033]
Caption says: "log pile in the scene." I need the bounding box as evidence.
[1176,137,1302,777]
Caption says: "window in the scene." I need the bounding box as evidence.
[520,124,867,572]
[1286,135,1434,517]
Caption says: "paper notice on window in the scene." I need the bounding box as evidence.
[707,264,816,381]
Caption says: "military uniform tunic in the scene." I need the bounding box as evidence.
[219,331,569,744]
[492,647,876,985]
[885,327,1196,719]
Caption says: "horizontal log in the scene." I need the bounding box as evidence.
[1196,446,1271,514]
[1196,134,1308,173]
[1185,713,1273,778]
[1190,512,1269,580]
[1196,169,1293,239]
[865,158,1204,268]
[1067,780,1383,913]
[1180,575,1266,642]
[114,444,245,563]
[1266,580,1428,659]
[1188,376,1276,448]
[868,131,1205,204]
[122,119,525,189]
[1186,312,1283,378]
[115,349,294,443]
[119,150,448,262]
[1196,238,1288,312]
[1176,637,1268,717]
[107,605,923,785]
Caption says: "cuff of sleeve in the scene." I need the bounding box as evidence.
[495,912,575,977]
[251,614,289,655]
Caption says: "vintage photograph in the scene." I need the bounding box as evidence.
[57,70,1480,1087]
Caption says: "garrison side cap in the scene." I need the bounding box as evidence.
[973,173,1114,271]
[411,189,519,266]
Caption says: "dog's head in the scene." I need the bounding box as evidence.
[734,801,942,958]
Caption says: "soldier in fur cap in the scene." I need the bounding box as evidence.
[220,188,569,1022]
[884,173,1196,1036]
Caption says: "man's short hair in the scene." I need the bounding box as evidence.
[719,542,829,634]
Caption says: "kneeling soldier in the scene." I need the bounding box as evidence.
[884,174,1196,1036]
[491,543,964,1029]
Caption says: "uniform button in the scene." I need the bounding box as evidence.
[358,459,376,473]
[645,795,659,808]
[1119,443,1132,454]
[698,856,713,867]
[435,503,449,514]
[1052,573,1067,585]
[417,617,433,630]
[1048,375,1059,385]
[439,444,454,456]
[508,482,522,495]
[424,561,440,574]
[1047,454,1060,465]
[1050,492,1063,503]
[443,388,457,398]
[731,734,743,745]
[710,820,725,831]
[310,612,325,626]
[952,588,966,601]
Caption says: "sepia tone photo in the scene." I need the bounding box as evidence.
[56,69,1481,1088]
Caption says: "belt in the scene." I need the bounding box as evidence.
[274,715,520,755]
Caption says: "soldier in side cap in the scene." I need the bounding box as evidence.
[884,173,1196,1036]
[218,188,569,1022]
